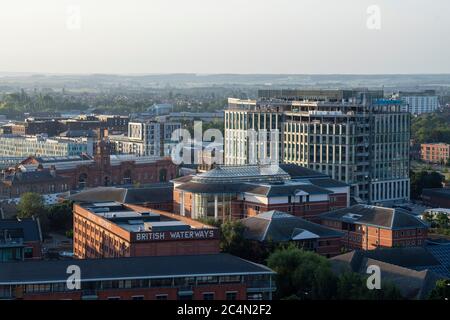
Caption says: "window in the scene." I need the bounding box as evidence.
[107,297,121,300]
[226,292,237,300]
[203,292,214,300]
[156,294,168,300]
[132,295,144,300]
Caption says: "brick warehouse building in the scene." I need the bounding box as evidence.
[0,254,275,300]
[173,164,349,222]
[73,202,220,259]
[320,204,428,250]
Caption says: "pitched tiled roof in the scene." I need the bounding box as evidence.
[330,250,442,299]
[3,170,65,184]
[0,218,41,242]
[241,210,343,242]
[67,184,173,204]
[320,204,428,230]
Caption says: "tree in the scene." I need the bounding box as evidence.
[46,201,73,232]
[219,220,252,258]
[435,212,449,229]
[17,192,46,219]
[410,170,444,199]
[267,245,337,300]
[429,279,450,300]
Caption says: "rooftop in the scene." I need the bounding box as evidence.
[0,253,274,284]
[67,183,173,204]
[0,218,41,243]
[79,202,215,234]
[320,204,428,230]
[330,249,442,299]
[242,210,344,242]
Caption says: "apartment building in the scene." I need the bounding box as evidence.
[110,121,181,157]
[394,90,440,114]
[225,89,411,203]
[0,134,89,157]
[420,143,450,164]
[320,204,428,250]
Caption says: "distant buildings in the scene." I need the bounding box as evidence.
[225,89,411,204]
[241,210,344,257]
[0,134,90,158]
[73,202,220,259]
[320,204,428,250]
[0,130,177,197]
[0,254,275,300]
[394,90,440,114]
[109,121,181,157]
[166,111,224,123]
[0,218,42,262]
[172,164,349,222]
[420,143,450,164]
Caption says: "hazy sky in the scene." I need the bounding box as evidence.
[0,0,449,74]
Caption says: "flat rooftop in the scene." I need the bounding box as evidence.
[79,202,212,233]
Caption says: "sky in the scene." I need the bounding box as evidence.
[0,0,449,74]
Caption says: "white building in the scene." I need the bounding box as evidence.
[0,134,90,157]
[396,90,440,114]
[109,121,181,157]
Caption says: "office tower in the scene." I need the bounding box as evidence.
[224,89,410,203]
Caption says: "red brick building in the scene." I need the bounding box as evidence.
[320,204,428,250]
[420,143,450,164]
[173,164,349,222]
[241,210,344,258]
[73,202,220,259]
[8,129,177,192]
[0,254,275,300]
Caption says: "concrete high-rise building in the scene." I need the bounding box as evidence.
[224,89,411,204]
[109,121,181,157]
[394,90,440,115]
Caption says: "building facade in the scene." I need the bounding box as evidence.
[320,204,428,250]
[420,143,450,164]
[0,135,89,158]
[73,202,220,259]
[225,89,410,204]
[110,121,181,157]
[395,90,440,114]
[173,164,349,222]
[0,254,275,300]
